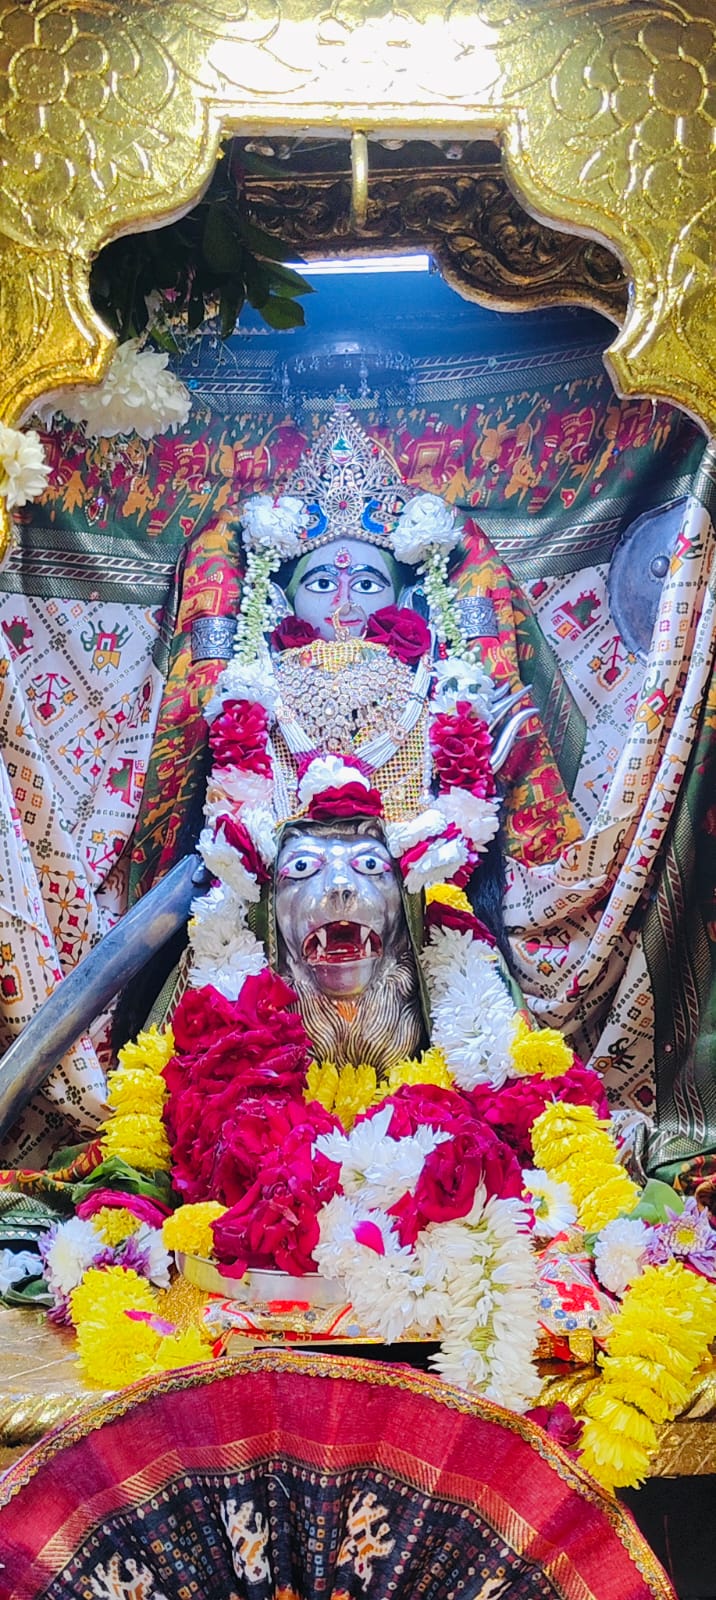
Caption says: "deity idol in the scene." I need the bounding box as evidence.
[192,405,527,1082]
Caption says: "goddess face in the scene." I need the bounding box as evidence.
[275,823,405,999]
[292,538,396,640]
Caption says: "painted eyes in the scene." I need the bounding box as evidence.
[352,576,387,595]
[280,855,322,880]
[303,575,338,594]
[352,852,391,876]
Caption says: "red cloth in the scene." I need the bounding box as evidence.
[0,1352,674,1600]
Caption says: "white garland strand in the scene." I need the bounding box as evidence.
[422,927,518,1088]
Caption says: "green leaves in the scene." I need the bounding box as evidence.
[89,146,313,343]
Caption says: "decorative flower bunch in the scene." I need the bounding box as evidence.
[70,1265,207,1388]
[0,423,51,510]
[39,1197,171,1326]
[38,339,192,441]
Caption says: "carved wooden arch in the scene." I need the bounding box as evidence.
[0,0,714,559]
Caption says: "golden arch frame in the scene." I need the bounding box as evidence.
[1,0,715,558]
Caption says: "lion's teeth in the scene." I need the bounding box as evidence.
[360,926,370,947]
[316,927,327,949]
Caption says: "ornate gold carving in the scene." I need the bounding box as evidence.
[244,161,628,320]
[0,0,712,533]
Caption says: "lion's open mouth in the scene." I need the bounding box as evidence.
[302,921,383,965]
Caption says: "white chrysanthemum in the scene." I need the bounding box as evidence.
[437,788,500,851]
[0,425,51,509]
[241,492,309,558]
[54,340,191,440]
[385,808,446,858]
[402,831,470,894]
[239,805,277,867]
[205,656,279,721]
[41,1217,103,1296]
[133,1225,172,1288]
[391,493,459,564]
[314,1195,428,1344]
[316,1105,449,1210]
[593,1215,650,1297]
[432,656,494,718]
[522,1169,577,1239]
[188,885,266,998]
[198,826,261,902]
[297,754,370,807]
[421,925,478,994]
[422,927,518,1088]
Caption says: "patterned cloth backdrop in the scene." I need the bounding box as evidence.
[0,311,710,1177]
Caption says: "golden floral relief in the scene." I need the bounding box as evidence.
[0,0,714,558]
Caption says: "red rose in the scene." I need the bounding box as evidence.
[214,1093,339,1206]
[424,899,496,945]
[217,816,270,884]
[308,781,384,821]
[209,699,271,777]
[525,1402,583,1455]
[364,605,431,665]
[430,703,495,797]
[390,1124,522,1246]
[170,984,244,1055]
[270,616,320,651]
[212,1119,341,1275]
[163,969,315,1204]
[233,968,299,1028]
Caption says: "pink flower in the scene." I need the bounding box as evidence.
[76,1190,170,1227]
[209,698,271,776]
[431,703,495,797]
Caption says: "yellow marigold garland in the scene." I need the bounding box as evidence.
[579,1261,716,1489]
[386,1047,453,1092]
[92,1206,141,1246]
[100,1024,174,1173]
[70,1265,207,1388]
[509,1016,574,1079]
[163,1202,227,1259]
[530,1102,638,1232]
[306,1048,455,1130]
[305,1060,380,1129]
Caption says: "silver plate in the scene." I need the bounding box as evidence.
[176,1252,347,1306]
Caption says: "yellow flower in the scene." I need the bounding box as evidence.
[93,1207,141,1246]
[100,1113,171,1173]
[117,1024,175,1075]
[106,1068,166,1114]
[509,1017,573,1079]
[386,1047,453,1092]
[163,1203,227,1260]
[578,1262,716,1489]
[151,1326,208,1372]
[305,1060,380,1129]
[71,1264,155,1328]
[305,1059,340,1116]
[425,883,472,913]
[530,1102,639,1231]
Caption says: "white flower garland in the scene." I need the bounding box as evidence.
[422,927,518,1089]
